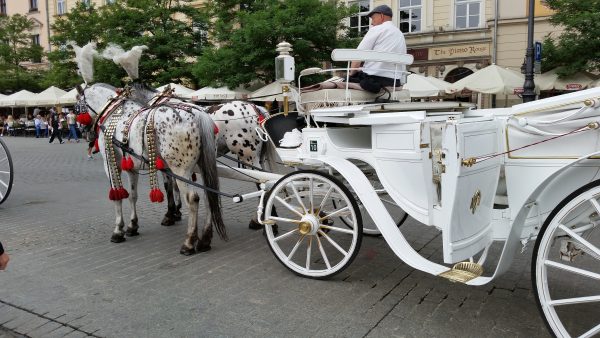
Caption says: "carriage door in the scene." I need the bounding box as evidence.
[439,118,502,263]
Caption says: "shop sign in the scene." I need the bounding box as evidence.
[429,43,490,60]
[513,88,524,94]
[408,48,428,61]
[566,84,582,90]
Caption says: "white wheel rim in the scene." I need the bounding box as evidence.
[0,138,13,204]
[536,186,600,338]
[264,172,361,278]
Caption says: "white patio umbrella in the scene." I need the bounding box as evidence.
[404,74,451,97]
[191,86,250,101]
[58,84,87,105]
[248,82,297,102]
[536,68,596,91]
[0,90,37,107]
[155,83,195,99]
[447,64,530,95]
[31,86,68,106]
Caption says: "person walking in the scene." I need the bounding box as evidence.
[48,112,64,144]
[34,114,42,138]
[67,110,79,142]
[0,241,9,270]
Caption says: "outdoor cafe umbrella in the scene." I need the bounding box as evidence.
[59,84,87,105]
[447,64,529,95]
[248,82,297,102]
[156,83,195,99]
[0,90,37,107]
[31,86,68,106]
[536,68,596,91]
[191,86,250,101]
[404,74,451,97]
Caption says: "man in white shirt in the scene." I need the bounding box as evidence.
[349,5,407,93]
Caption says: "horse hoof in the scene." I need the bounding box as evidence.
[125,228,139,237]
[196,243,211,253]
[173,211,182,221]
[111,234,126,243]
[179,246,196,256]
[248,218,263,230]
[161,216,175,226]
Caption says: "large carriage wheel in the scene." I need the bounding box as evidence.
[532,180,600,337]
[0,137,14,205]
[263,170,362,279]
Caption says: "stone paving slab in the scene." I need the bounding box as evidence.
[0,137,554,337]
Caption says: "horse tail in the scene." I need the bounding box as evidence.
[197,113,227,241]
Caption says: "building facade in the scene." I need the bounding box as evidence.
[3,0,51,67]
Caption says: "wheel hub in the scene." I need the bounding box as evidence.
[298,214,320,236]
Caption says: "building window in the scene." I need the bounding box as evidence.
[348,0,370,36]
[399,0,422,33]
[32,34,40,46]
[81,0,90,6]
[57,0,66,15]
[30,0,39,11]
[0,0,6,16]
[455,0,481,29]
[106,0,115,4]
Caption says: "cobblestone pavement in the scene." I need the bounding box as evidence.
[0,137,551,337]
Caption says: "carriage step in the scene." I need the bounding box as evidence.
[438,262,483,283]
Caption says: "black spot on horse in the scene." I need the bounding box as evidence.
[242,139,252,148]
[238,149,245,157]
[238,134,243,138]
[224,120,228,124]
[232,140,238,146]
[242,128,248,133]
[227,110,235,116]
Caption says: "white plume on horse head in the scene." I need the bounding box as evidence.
[68,41,98,84]
[102,44,148,80]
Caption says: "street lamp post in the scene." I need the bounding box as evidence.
[522,0,536,103]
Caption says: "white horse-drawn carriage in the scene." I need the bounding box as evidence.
[78,42,599,337]
[0,137,14,205]
[234,46,600,337]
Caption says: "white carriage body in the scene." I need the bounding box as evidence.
[272,68,600,283]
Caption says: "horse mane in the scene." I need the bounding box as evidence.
[129,82,157,105]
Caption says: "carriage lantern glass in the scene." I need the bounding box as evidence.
[275,42,295,83]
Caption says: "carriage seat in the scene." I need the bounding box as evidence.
[300,81,410,111]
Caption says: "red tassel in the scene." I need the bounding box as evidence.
[213,123,219,135]
[258,114,265,124]
[121,157,130,171]
[155,158,165,170]
[76,112,93,125]
[109,188,118,201]
[149,188,164,203]
[191,173,197,182]
[126,156,134,170]
[118,187,129,199]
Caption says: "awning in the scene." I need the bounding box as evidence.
[191,86,250,101]
[404,74,451,97]
[447,64,535,95]
[31,86,68,106]
[536,68,596,91]
[0,90,37,107]
[248,82,296,102]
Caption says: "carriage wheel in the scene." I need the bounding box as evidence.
[533,180,600,337]
[263,170,362,279]
[0,137,14,205]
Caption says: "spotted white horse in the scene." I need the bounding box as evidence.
[78,83,227,255]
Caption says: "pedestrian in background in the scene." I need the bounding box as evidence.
[0,241,9,270]
[34,114,42,138]
[67,110,79,143]
[48,112,64,144]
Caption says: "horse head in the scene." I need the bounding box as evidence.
[77,83,118,120]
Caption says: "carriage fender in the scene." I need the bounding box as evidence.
[468,150,600,286]
[312,156,450,277]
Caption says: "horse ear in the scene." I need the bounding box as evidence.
[76,84,84,95]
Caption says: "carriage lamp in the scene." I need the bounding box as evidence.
[276,42,295,116]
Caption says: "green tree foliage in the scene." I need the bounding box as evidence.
[542,0,600,75]
[0,14,44,92]
[48,0,208,88]
[193,0,356,88]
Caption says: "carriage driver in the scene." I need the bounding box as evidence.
[348,5,407,93]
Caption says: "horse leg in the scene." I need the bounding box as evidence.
[161,173,177,226]
[173,179,182,221]
[176,181,200,256]
[111,200,127,243]
[196,197,213,253]
[125,171,139,236]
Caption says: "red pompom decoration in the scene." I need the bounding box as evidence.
[76,112,93,126]
[155,158,165,170]
[127,156,134,170]
[191,173,197,182]
[109,188,118,201]
[213,123,219,135]
[149,188,164,203]
[121,156,134,171]
[118,187,129,199]
[258,114,265,124]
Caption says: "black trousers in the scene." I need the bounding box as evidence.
[49,127,63,143]
[348,71,401,93]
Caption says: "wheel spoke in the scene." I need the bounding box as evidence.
[268,216,302,225]
[273,228,299,242]
[318,230,349,256]
[0,156,7,164]
[549,295,600,306]
[306,236,312,270]
[590,197,600,215]
[0,170,10,174]
[0,179,7,189]
[275,196,304,218]
[287,235,305,260]
[309,177,314,212]
[559,224,600,258]
[316,236,331,269]
[320,206,350,220]
[320,224,355,235]
[318,186,335,213]
[544,260,600,280]
[289,181,307,213]
[580,323,600,338]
